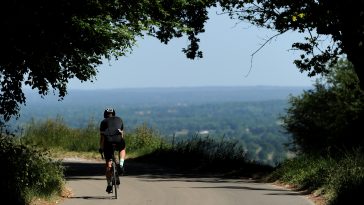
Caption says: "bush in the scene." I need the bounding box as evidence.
[281,60,364,155]
[125,123,167,155]
[0,135,65,205]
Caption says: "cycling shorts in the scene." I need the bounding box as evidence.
[104,138,126,161]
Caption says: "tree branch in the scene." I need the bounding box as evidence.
[245,31,285,77]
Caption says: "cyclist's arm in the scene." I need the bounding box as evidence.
[119,118,124,138]
[99,120,106,149]
[99,133,105,149]
[118,129,124,139]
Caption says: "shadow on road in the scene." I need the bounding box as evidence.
[63,158,266,183]
[67,195,112,200]
[62,158,311,200]
[63,158,206,178]
[63,158,248,179]
[63,160,104,177]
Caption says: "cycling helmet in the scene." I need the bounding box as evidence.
[104,107,116,118]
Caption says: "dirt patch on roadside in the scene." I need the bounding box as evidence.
[272,181,328,205]
[30,186,72,205]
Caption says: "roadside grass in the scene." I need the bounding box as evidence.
[133,134,274,178]
[264,150,364,205]
[21,117,100,153]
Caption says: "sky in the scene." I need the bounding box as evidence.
[69,8,319,90]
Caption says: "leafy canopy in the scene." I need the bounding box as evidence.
[0,0,215,121]
[3,0,364,123]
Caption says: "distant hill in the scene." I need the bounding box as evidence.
[23,85,310,106]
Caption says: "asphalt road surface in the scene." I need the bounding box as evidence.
[59,158,315,205]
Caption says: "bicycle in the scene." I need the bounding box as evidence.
[100,143,121,199]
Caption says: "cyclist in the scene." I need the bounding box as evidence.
[99,107,126,193]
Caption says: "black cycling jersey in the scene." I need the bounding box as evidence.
[100,116,125,160]
[100,116,124,143]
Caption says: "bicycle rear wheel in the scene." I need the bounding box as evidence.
[112,161,118,199]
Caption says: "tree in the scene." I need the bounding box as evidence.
[281,59,364,154]
[0,0,215,121]
[219,0,364,90]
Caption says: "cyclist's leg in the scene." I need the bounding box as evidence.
[120,149,126,165]
[116,140,126,175]
[106,159,113,192]
[104,143,113,193]
[118,139,126,167]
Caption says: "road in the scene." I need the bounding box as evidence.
[59,158,315,205]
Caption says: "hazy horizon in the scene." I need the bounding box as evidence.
[22,85,309,107]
